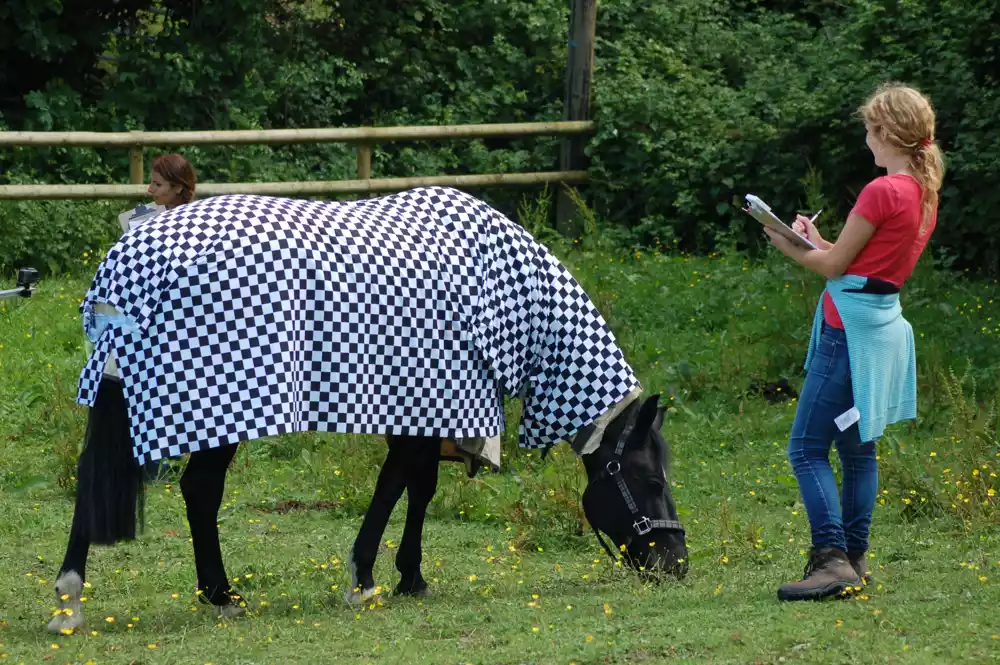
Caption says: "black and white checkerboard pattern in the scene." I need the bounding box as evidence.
[77,187,638,465]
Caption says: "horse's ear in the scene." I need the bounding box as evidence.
[654,405,667,431]
[633,394,661,439]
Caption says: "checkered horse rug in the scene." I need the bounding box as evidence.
[76,187,639,467]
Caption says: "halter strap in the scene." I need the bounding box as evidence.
[591,522,619,560]
[587,403,684,558]
[593,460,686,534]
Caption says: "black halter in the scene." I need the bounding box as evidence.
[586,405,684,561]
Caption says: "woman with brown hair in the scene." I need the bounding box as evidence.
[147,153,197,208]
[143,153,198,485]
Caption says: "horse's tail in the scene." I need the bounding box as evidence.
[75,377,145,544]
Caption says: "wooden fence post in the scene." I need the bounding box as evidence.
[556,0,597,237]
[129,144,144,185]
[357,142,373,179]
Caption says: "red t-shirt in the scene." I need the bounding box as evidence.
[823,174,937,328]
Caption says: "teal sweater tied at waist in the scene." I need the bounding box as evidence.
[805,275,918,443]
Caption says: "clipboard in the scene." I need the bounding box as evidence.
[118,203,166,233]
[742,194,817,250]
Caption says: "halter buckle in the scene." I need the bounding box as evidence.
[633,516,653,535]
[605,460,621,475]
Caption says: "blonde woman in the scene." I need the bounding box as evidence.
[764,83,945,601]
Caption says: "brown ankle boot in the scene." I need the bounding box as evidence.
[777,547,861,601]
[847,551,872,584]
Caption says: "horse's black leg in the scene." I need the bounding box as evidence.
[47,483,92,634]
[347,435,410,602]
[179,443,243,616]
[57,463,94,581]
[48,375,139,636]
[394,436,440,596]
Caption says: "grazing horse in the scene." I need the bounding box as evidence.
[46,187,688,633]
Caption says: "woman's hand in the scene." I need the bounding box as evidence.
[766,212,877,279]
[763,227,799,258]
[792,214,826,247]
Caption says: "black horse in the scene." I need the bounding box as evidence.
[44,188,688,633]
[48,387,686,632]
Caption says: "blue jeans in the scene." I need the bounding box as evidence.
[788,325,878,553]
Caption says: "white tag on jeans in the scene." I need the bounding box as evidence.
[835,406,861,432]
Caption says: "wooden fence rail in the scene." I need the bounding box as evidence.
[0,121,595,201]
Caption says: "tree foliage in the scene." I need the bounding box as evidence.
[1,0,999,275]
[589,0,1000,273]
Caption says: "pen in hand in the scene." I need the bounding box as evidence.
[792,208,823,240]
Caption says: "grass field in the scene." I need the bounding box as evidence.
[1,234,999,664]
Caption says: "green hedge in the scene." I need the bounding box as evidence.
[2,1,998,275]
[589,0,1000,274]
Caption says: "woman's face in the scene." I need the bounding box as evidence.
[864,123,886,167]
[147,172,183,207]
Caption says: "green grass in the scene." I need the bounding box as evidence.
[1,242,999,665]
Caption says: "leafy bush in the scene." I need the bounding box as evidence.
[590,0,1000,274]
[0,199,124,274]
[2,0,1000,276]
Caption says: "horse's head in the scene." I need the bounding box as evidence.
[580,394,688,578]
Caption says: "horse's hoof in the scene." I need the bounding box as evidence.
[47,572,84,634]
[394,578,430,597]
[197,588,248,620]
[394,585,431,598]
[204,589,248,620]
[46,611,84,635]
[215,603,247,619]
[343,585,381,606]
[46,615,66,635]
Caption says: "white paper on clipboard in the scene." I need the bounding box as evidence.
[118,203,166,233]
[743,194,817,250]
